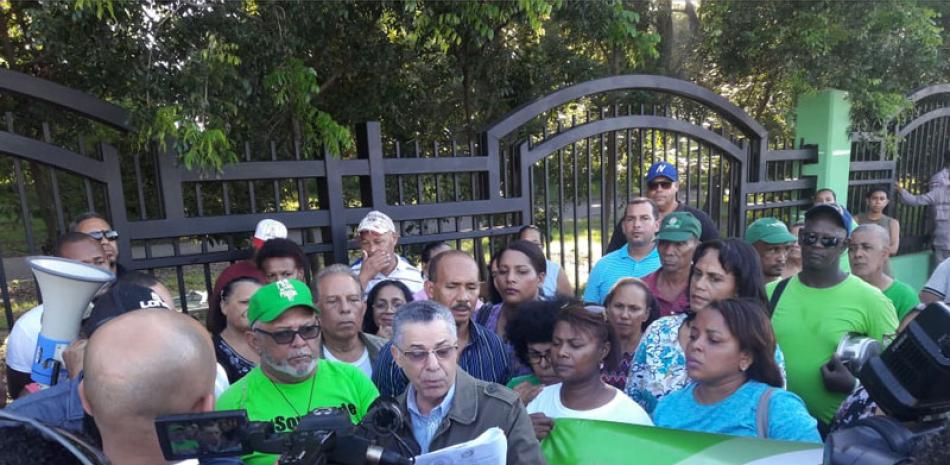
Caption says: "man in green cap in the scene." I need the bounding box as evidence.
[641,211,701,316]
[745,217,797,283]
[216,279,379,465]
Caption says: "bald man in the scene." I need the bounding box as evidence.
[79,309,218,465]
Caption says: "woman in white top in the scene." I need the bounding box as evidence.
[527,300,652,440]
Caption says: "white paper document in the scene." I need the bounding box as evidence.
[412,427,508,465]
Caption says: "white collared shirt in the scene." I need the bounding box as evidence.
[351,255,424,295]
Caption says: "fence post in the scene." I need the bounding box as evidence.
[795,89,852,205]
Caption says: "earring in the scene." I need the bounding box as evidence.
[739,363,748,372]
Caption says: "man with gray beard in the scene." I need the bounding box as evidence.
[215,279,379,465]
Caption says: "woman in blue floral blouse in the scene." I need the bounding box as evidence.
[625,239,785,413]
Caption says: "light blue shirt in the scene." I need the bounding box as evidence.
[541,259,560,297]
[583,244,660,304]
[653,381,821,443]
[406,382,457,453]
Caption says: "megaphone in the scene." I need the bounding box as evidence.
[27,256,115,386]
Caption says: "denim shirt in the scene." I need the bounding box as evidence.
[405,382,457,454]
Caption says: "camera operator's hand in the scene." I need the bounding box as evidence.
[63,338,88,378]
[530,412,554,441]
[512,381,543,405]
[821,354,856,393]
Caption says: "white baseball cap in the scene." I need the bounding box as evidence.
[252,219,288,249]
[357,211,396,235]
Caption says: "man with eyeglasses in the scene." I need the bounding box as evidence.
[313,264,386,378]
[70,211,124,276]
[606,161,719,253]
[768,203,897,435]
[216,279,379,465]
[373,251,510,397]
[377,300,544,464]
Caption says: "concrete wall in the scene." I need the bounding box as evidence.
[891,251,932,293]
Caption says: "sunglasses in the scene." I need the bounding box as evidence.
[86,230,119,241]
[254,324,321,344]
[799,230,843,248]
[648,180,674,190]
[398,345,458,363]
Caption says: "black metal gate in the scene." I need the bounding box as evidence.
[0,71,821,327]
[848,84,950,254]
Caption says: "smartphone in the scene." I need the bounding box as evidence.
[155,410,254,460]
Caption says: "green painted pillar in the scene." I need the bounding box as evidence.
[795,89,853,271]
[795,89,852,205]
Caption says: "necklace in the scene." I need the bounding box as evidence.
[268,372,317,417]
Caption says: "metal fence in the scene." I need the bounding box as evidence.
[0,71,822,328]
[848,84,950,254]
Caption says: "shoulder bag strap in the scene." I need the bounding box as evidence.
[756,387,775,439]
[768,277,792,316]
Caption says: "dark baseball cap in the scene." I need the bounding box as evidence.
[804,203,854,237]
[82,282,170,336]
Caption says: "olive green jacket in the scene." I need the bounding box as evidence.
[384,369,546,464]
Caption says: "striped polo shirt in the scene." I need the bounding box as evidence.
[583,245,660,304]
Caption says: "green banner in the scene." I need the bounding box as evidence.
[542,419,823,465]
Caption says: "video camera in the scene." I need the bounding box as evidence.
[824,301,950,465]
[155,398,413,465]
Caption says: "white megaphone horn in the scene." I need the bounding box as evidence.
[27,256,115,386]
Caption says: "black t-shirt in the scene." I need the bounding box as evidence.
[606,202,719,253]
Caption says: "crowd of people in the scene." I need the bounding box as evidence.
[3,155,949,464]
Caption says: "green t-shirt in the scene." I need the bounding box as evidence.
[216,360,379,465]
[883,280,920,320]
[768,274,897,424]
[506,374,540,389]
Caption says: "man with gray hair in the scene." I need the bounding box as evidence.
[216,279,379,465]
[314,264,386,378]
[377,300,544,464]
[849,224,919,319]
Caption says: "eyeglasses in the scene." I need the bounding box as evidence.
[254,324,321,344]
[398,345,458,363]
[86,230,119,241]
[799,230,843,248]
[648,180,674,191]
[527,350,552,364]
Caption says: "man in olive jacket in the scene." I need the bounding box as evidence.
[379,300,545,464]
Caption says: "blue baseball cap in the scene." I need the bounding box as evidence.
[646,161,678,183]
[804,203,854,237]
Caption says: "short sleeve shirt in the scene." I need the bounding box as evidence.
[216,360,379,465]
[5,305,43,373]
[351,256,424,296]
[883,280,920,320]
[527,383,653,426]
[653,381,821,443]
[922,258,950,301]
[768,275,898,423]
[583,245,660,304]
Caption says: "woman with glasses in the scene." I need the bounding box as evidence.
[505,299,561,404]
[207,262,264,383]
[527,301,652,441]
[363,279,413,339]
[653,298,819,442]
[475,240,546,378]
[601,278,660,390]
[625,239,786,413]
